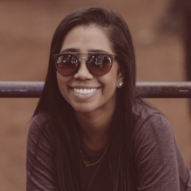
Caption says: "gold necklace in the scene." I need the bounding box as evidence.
[81,147,108,167]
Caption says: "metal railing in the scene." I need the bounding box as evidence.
[0,81,191,98]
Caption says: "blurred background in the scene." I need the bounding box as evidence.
[0,0,190,190]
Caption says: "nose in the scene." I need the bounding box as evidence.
[73,58,93,80]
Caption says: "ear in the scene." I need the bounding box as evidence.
[117,71,124,88]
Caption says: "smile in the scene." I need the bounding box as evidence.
[73,88,97,95]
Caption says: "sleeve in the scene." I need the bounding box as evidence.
[133,114,181,191]
[26,114,57,191]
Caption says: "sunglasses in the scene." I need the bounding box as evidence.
[53,52,116,76]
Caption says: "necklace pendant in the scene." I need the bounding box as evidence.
[83,160,91,167]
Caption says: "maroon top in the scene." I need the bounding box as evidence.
[26,99,191,190]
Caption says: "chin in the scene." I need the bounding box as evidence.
[73,107,95,113]
[72,104,97,114]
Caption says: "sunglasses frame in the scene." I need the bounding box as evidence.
[53,52,116,76]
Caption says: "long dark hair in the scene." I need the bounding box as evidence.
[34,6,136,191]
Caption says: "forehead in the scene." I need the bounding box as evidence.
[61,24,113,53]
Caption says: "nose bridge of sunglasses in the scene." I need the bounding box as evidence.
[78,56,88,63]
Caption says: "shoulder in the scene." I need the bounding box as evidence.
[28,112,50,133]
[29,112,49,128]
[133,98,163,120]
[132,98,174,152]
[27,112,52,148]
[132,98,171,132]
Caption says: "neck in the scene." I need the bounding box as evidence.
[75,108,114,151]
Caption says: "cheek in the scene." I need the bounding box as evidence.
[101,71,119,94]
[110,65,120,86]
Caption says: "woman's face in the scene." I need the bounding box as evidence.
[56,24,123,114]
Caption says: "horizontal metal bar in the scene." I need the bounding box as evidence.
[136,82,191,98]
[0,82,44,98]
[0,81,191,98]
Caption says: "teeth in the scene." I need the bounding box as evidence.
[73,88,97,95]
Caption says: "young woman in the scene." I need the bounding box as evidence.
[26,6,191,191]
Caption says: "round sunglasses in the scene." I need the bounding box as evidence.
[53,52,116,76]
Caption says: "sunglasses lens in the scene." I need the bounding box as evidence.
[56,54,78,76]
[88,55,112,75]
